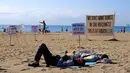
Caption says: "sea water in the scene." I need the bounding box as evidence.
[0,25,130,32]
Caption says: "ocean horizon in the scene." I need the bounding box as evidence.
[0,25,130,32]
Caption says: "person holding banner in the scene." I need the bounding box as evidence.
[28,43,112,67]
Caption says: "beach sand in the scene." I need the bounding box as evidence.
[0,32,130,73]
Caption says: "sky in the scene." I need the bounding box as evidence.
[0,0,130,26]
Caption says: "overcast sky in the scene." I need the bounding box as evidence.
[0,0,130,26]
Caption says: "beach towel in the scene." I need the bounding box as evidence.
[85,62,97,65]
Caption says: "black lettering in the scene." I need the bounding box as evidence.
[80,28,84,31]
[88,16,91,20]
[92,16,97,20]
[90,23,92,27]
[98,16,104,20]
[93,22,97,27]
[88,29,91,33]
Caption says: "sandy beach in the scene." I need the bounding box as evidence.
[0,32,130,73]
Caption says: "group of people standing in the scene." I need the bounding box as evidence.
[61,27,68,32]
[118,27,126,33]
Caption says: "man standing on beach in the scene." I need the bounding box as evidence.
[40,20,46,34]
[66,27,68,32]
[123,27,126,33]
[120,28,123,33]
[43,20,46,34]
[61,27,63,32]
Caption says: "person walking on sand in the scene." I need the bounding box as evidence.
[43,21,46,34]
[40,20,46,34]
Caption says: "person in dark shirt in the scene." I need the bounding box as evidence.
[66,27,68,32]
[123,27,126,33]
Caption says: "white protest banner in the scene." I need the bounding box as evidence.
[72,23,85,49]
[86,15,115,37]
[72,23,85,35]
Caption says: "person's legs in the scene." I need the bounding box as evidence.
[42,29,45,34]
[29,43,60,67]
[34,43,52,63]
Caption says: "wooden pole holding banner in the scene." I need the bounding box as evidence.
[108,12,118,41]
[9,34,14,46]
[34,33,37,41]
[112,12,117,40]
[9,28,13,46]
[78,35,81,50]
[112,12,115,39]
[16,32,19,46]
[9,27,11,46]
[10,34,12,46]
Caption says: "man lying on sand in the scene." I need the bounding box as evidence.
[28,43,112,67]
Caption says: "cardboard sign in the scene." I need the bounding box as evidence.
[31,25,39,32]
[86,15,115,36]
[72,23,85,35]
[6,25,17,35]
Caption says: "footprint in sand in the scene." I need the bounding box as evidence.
[14,63,21,66]
[21,68,30,71]
[41,68,46,71]
[0,67,7,73]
